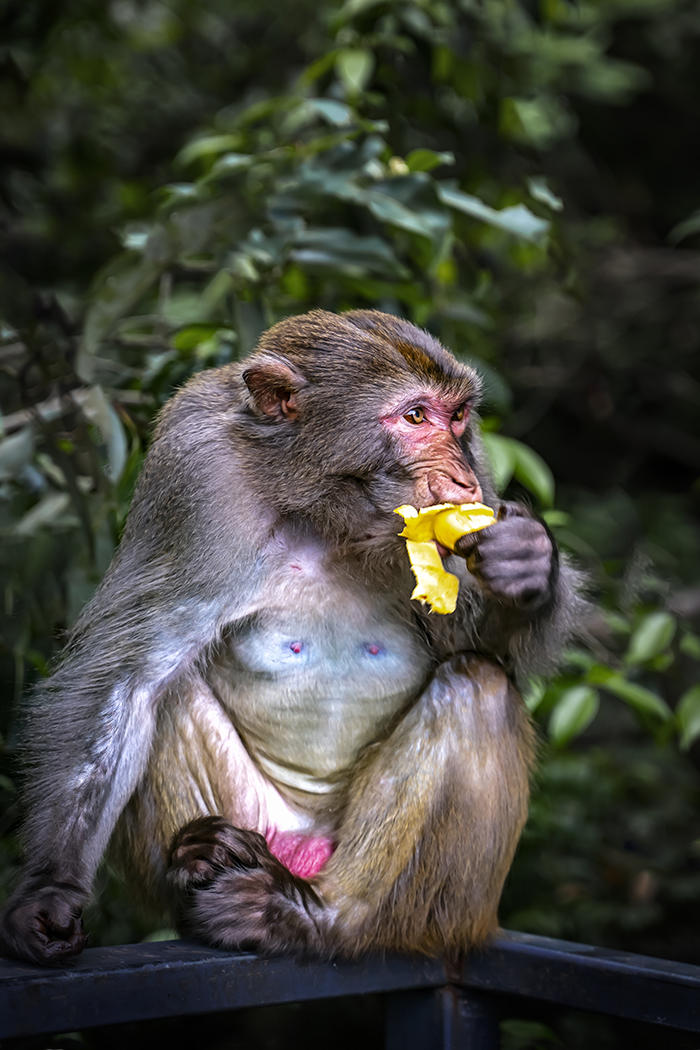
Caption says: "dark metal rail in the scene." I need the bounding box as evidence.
[1,930,698,1045]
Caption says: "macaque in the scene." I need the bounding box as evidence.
[0,310,583,965]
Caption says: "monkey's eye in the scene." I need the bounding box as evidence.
[403,407,425,425]
[452,405,467,423]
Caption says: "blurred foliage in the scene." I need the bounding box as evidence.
[1,0,699,972]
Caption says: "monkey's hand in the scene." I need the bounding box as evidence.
[454,502,557,613]
[0,883,87,965]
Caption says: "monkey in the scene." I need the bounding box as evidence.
[0,309,584,965]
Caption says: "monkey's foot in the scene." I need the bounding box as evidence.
[166,816,327,955]
[0,884,87,966]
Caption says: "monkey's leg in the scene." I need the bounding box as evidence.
[166,654,534,957]
[318,653,535,955]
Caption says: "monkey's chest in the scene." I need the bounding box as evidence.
[209,573,431,799]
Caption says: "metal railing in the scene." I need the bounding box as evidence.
[1,930,699,1046]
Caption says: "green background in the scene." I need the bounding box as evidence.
[1,3,699,1040]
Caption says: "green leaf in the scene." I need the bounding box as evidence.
[336,48,374,95]
[669,209,700,246]
[80,386,127,482]
[80,253,163,380]
[365,190,437,238]
[171,325,231,352]
[405,149,454,173]
[511,440,555,507]
[565,649,597,671]
[549,685,599,746]
[0,427,35,480]
[142,927,180,942]
[306,98,354,127]
[156,183,200,208]
[625,611,676,665]
[599,674,672,721]
[503,97,575,148]
[523,677,547,713]
[680,632,700,660]
[121,228,149,252]
[527,175,564,212]
[480,432,516,493]
[291,227,407,278]
[495,204,551,241]
[677,686,700,750]
[334,0,385,22]
[541,509,570,528]
[205,153,254,181]
[600,611,631,636]
[438,185,550,242]
[15,492,71,536]
[176,134,242,167]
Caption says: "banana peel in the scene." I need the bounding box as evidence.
[394,502,496,614]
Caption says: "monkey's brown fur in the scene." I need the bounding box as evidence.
[1,310,583,965]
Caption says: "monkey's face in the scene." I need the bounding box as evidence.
[239,310,483,544]
[379,389,482,509]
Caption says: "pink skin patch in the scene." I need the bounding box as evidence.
[380,394,482,506]
[266,830,335,879]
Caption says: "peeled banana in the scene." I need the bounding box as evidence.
[394,502,496,614]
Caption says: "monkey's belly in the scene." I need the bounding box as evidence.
[209,610,431,799]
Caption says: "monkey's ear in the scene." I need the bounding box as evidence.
[242,357,308,421]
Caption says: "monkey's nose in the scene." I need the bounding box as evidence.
[427,469,482,505]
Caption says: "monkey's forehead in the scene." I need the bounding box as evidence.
[254,310,481,394]
[345,347,482,407]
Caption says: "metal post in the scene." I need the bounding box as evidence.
[385,986,500,1050]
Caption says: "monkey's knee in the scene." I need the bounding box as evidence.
[429,652,524,727]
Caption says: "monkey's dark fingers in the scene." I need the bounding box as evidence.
[478,517,552,558]
[469,557,554,609]
[463,516,554,607]
[167,816,272,892]
[454,513,551,563]
[0,888,87,965]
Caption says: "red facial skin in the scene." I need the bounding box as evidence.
[381,394,482,509]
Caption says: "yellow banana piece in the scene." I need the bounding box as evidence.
[394,502,496,614]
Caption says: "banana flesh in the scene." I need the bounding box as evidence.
[394,502,496,614]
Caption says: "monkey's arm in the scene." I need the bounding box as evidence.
[453,501,587,681]
[1,369,261,963]
[0,570,222,963]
